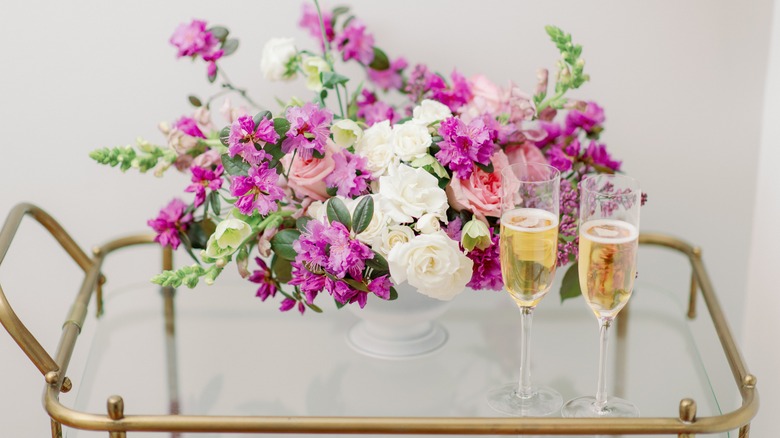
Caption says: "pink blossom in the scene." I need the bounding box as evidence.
[356,89,397,126]
[468,74,503,114]
[299,4,335,50]
[436,116,497,179]
[170,20,219,58]
[147,199,192,250]
[447,150,519,223]
[249,257,278,301]
[368,57,408,91]
[283,103,333,158]
[284,140,338,201]
[504,142,549,178]
[174,116,206,139]
[324,150,372,198]
[466,232,502,290]
[334,21,375,64]
[185,164,224,207]
[230,163,285,216]
[564,102,605,135]
[228,115,279,166]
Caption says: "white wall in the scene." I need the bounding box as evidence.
[0,0,772,436]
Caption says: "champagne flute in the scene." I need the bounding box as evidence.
[561,173,641,418]
[487,162,562,416]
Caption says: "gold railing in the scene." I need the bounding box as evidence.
[0,203,759,437]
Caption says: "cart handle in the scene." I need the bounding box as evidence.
[0,203,95,377]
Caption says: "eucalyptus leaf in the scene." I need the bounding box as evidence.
[188,95,202,107]
[560,262,582,302]
[321,71,349,89]
[209,26,229,42]
[222,38,239,56]
[326,197,352,230]
[351,196,374,235]
[270,229,301,261]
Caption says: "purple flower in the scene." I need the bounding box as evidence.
[466,232,502,291]
[534,121,562,148]
[368,275,393,300]
[445,216,463,240]
[282,103,333,158]
[279,297,305,314]
[324,150,372,197]
[249,257,278,301]
[547,147,573,172]
[357,90,397,126]
[228,115,280,166]
[289,261,329,304]
[585,141,621,171]
[230,163,285,216]
[299,4,335,50]
[170,20,219,58]
[557,239,579,267]
[436,116,497,179]
[565,102,605,136]
[185,164,224,207]
[147,199,193,250]
[368,57,408,91]
[431,71,472,112]
[334,20,375,64]
[174,117,206,139]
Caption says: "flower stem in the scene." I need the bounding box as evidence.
[216,66,262,109]
[284,149,298,180]
[313,0,332,55]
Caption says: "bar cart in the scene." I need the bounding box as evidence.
[0,204,759,437]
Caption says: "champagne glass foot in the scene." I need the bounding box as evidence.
[561,395,639,418]
[487,383,562,416]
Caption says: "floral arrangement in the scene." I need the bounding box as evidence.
[90,1,626,314]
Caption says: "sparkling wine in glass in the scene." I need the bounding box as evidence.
[561,173,641,418]
[487,162,563,416]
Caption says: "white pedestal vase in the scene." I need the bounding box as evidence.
[346,282,451,359]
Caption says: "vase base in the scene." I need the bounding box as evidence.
[346,320,448,360]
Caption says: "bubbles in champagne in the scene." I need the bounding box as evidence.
[500,208,559,307]
[578,219,638,319]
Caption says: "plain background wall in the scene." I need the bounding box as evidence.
[0,0,774,435]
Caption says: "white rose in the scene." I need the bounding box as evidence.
[379,164,448,223]
[391,122,432,162]
[415,213,442,234]
[205,217,253,259]
[352,194,388,245]
[306,200,328,222]
[260,38,298,82]
[331,119,363,149]
[412,99,452,126]
[373,224,415,257]
[354,120,396,178]
[301,56,330,91]
[388,231,474,300]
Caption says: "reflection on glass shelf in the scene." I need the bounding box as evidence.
[65,278,727,438]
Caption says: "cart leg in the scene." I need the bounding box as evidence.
[739,423,750,438]
[50,419,62,438]
[161,247,182,438]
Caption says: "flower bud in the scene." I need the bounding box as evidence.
[461,219,492,252]
[331,119,363,148]
[205,217,253,259]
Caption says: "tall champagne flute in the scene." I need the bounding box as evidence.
[561,173,641,418]
[487,162,562,416]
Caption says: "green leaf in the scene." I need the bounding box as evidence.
[220,153,251,176]
[475,161,494,173]
[325,186,338,197]
[296,216,312,232]
[270,229,301,261]
[344,278,370,293]
[351,196,374,235]
[368,47,390,70]
[253,111,273,127]
[334,299,346,309]
[321,71,350,89]
[560,262,582,303]
[209,191,221,216]
[388,286,398,300]
[366,250,389,272]
[271,255,293,283]
[219,126,230,147]
[306,302,323,313]
[187,219,216,250]
[222,38,239,56]
[209,26,229,42]
[188,95,202,107]
[332,6,350,17]
[273,117,290,138]
[326,197,352,230]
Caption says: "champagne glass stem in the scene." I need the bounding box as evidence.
[595,317,612,412]
[517,306,534,398]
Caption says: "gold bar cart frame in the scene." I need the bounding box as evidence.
[0,203,759,436]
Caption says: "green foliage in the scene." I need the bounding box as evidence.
[188,95,203,107]
[222,38,239,56]
[89,140,175,174]
[368,47,390,70]
[538,26,590,111]
[270,229,302,261]
[321,71,350,89]
[351,196,374,234]
[221,153,251,176]
[151,264,223,289]
[560,262,582,302]
[209,26,229,42]
[326,197,352,230]
[366,250,389,272]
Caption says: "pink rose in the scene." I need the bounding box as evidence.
[504,142,549,179]
[469,74,503,113]
[283,140,338,201]
[447,150,520,223]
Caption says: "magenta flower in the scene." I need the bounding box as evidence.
[547,147,573,172]
[436,116,497,179]
[294,220,373,280]
[431,71,473,112]
[228,115,280,166]
[203,49,224,77]
[334,20,375,64]
[585,141,621,171]
[368,57,408,91]
[565,102,605,135]
[282,103,333,158]
[185,164,224,207]
[249,257,278,301]
[299,4,335,50]
[289,261,330,304]
[367,275,393,300]
[466,232,502,291]
[147,198,193,250]
[356,89,397,126]
[324,150,372,198]
[230,163,285,216]
[279,297,305,315]
[170,20,219,58]
[534,121,562,148]
[174,117,206,139]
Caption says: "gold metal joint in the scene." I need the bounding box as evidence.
[743,374,757,389]
[692,246,702,257]
[60,377,72,393]
[92,246,102,256]
[45,371,60,385]
[679,398,697,423]
[107,395,125,420]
